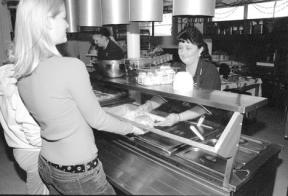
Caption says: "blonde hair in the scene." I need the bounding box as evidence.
[14,0,64,79]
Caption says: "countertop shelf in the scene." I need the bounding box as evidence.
[98,77,268,114]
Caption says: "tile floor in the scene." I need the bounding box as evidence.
[0,105,287,195]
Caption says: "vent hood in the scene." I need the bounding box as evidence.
[64,0,163,29]
[172,0,215,17]
[78,0,102,27]
[102,0,129,25]
[130,0,163,22]
[65,0,78,32]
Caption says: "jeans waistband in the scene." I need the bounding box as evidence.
[41,155,98,173]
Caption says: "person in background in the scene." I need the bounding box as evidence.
[92,27,124,60]
[138,26,221,127]
[0,63,49,195]
[13,0,144,195]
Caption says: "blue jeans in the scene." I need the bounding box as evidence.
[38,155,116,195]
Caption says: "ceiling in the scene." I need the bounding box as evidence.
[164,0,277,8]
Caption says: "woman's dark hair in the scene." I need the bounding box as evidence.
[98,27,111,38]
[177,26,211,61]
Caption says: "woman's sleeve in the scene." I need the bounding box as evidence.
[203,63,221,90]
[65,59,132,135]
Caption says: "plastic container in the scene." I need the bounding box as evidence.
[136,65,176,86]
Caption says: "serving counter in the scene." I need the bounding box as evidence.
[91,76,281,196]
[96,77,266,113]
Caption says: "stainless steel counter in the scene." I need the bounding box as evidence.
[91,76,280,196]
[96,134,226,195]
[98,77,267,113]
[95,132,281,196]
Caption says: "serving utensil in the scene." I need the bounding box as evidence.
[190,125,204,141]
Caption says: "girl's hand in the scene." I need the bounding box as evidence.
[131,126,145,135]
[154,113,180,127]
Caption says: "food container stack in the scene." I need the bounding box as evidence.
[136,65,176,86]
[127,57,152,70]
[126,54,173,70]
[151,54,173,65]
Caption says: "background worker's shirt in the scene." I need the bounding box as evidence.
[98,39,124,60]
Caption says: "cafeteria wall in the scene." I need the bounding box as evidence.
[0,3,12,65]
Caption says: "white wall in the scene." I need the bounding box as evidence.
[0,3,12,65]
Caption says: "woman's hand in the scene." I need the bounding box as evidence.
[154,113,180,127]
[0,64,17,96]
[131,126,145,135]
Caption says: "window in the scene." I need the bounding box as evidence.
[248,0,288,19]
[139,22,151,34]
[275,0,288,17]
[248,1,275,19]
[213,6,244,21]
[139,13,172,36]
[154,13,172,36]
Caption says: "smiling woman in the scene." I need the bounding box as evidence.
[177,26,220,90]
[136,26,221,128]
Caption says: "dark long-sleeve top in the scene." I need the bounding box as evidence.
[97,39,124,60]
[179,59,221,90]
[18,56,132,165]
[193,59,221,90]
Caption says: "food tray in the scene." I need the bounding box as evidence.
[135,121,219,155]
